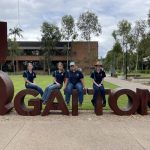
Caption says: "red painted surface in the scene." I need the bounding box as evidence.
[0,22,7,63]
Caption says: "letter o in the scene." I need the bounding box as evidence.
[108,88,139,115]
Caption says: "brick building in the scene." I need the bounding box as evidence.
[4,41,98,74]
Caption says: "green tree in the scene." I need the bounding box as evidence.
[77,11,101,62]
[131,20,147,72]
[148,9,150,28]
[112,41,122,70]
[9,27,23,73]
[115,20,132,77]
[41,22,61,74]
[61,15,78,70]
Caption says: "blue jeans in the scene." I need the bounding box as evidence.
[42,83,62,102]
[25,83,43,97]
[93,84,106,105]
[65,82,84,104]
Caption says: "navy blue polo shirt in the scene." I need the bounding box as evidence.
[91,70,106,84]
[66,70,84,85]
[23,70,36,83]
[52,70,66,85]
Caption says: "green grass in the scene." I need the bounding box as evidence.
[10,75,129,110]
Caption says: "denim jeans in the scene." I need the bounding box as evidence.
[42,83,62,102]
[65,82,84,104]
[92,84,106,105]
[25,83,43,96]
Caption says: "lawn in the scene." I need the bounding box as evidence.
[10,75,129,110]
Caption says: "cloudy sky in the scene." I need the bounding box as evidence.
[0,0,150,58]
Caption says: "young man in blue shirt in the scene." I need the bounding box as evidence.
[23,62,43,96]
[64,62,85,106]
[90,61,106,107]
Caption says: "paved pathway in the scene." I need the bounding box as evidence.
[105,76,150,91]
[0,111,150,150]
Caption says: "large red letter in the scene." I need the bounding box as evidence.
[108,88,139,115]
[42,90,69,116]
[0,22,7,63]
[87,88,111,116]
[0,71,14,115]
[14,89,42,116]
[137,88,150,115]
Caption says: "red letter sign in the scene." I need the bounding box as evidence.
[0,71,14,115]
[0,22,7,63]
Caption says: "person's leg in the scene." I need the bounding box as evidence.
[42,84,61,103]
[65,82,74,105]
[42,86,50,101]
[99,85,106,106]
[92,84,99,106]
[26,83,43,96]
[75,82,84,105]
[35,86,43,97]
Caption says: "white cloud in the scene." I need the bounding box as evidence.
[0,0,149,57]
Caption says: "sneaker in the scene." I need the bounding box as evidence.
[67,103,70,107]
[79,103,82,107]
[42,101,47,105]
[91,99,95,106]
[103,101,106,107]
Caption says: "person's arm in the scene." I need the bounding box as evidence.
[63,78,68,90]
[23,72,34,85]
[80,72,85,88]
[53,77,61,86]
[32,72,37,85]
[99,78,104,86]
[80,78,85,88]
[52,71,60,86]
[99,71,106,86]
[93,79,99,87]
[24,78,36,85]
[90,72,99,87]
[63,71,69,90]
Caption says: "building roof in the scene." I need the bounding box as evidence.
[17,41,98,48]
[17,41,72,48]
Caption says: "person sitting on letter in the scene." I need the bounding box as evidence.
[23,62,43,96]
[64,62,85,106]
[42,62,66,104]
[91,61,106,107]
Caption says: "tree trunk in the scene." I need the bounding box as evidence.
[67,42,69,70]
[135,51,139,74]
[46,58,50,75]
[122,50,125,74]
[13,59,15,74]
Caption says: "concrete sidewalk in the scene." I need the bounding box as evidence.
[105,76,150,91]
[0,111,150,150]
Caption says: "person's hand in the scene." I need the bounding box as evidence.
[56,82,61,86]
[63,87,66,91]
[31,83,37,86]
[98,84,102,87]
[96,84,99,87]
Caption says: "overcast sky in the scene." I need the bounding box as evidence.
[0,0,150,58]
